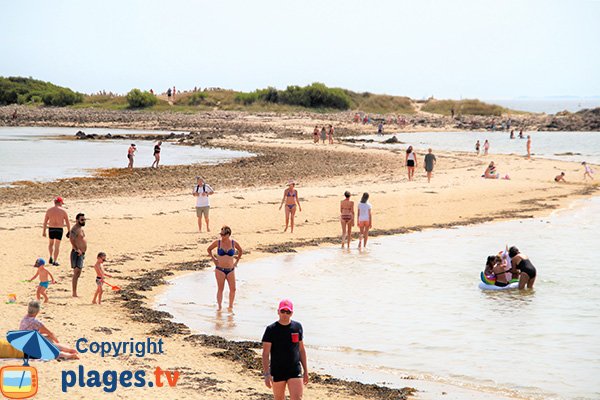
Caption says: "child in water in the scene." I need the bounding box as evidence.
[92,252,111,305]
[28,258,55,303]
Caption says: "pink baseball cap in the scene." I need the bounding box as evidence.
[278,299,293,312]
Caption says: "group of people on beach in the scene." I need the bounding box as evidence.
[13,197,115,360]
[126,141,163,169]
[39,197,111,303]
[484,246,537,289]
[475,133,532,159]
[312,125,335,144]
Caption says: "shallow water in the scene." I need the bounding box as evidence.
[0,127,252,184]
[352,130,600,165]
[158,197,600,400]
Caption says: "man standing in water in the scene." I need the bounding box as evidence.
[424,148,437,183]
[262,299,308,400]
[42,197,70,266]
[68,213,87,297]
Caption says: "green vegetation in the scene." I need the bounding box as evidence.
[1,76,514,116]
[235,83,352,110]
[185,91,207,105]
[422,99,505,116]
[346,92,414,114]
[126,89,157,108]
[0,76,83,106]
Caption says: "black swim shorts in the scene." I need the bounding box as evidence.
[271,371,302,383]
[48,227,63,240]
[407,160,415,167]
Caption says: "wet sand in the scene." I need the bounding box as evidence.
[0,133,597,399]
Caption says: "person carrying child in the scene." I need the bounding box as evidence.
[28,258,55,303]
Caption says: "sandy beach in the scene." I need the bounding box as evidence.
[1,128,598,399]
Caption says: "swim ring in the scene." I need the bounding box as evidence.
[479,271,519,290]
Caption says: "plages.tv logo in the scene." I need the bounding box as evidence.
[0,365,39,399]
[60,337,180,393]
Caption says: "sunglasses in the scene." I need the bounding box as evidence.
[279,309,292,314]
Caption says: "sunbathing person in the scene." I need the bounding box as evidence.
[19,300,79,359]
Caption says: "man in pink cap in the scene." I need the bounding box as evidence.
[261,299,308,400]
[42,197,70,266]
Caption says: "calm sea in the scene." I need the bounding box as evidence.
[487,98,600,114]
[0,127,252,185]
[159,196,600,400]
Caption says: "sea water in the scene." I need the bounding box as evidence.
[158,196,600,400]
[352,131,600,165]
[0,127,252,184]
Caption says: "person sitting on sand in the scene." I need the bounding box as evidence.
[207,226,243,311]
[127,143,136,169]
[279,180,301,233]
[509,246,537,289]
[27,258,55,303]
[555,172,566,183]
[582,162,595,181]
[92,252,111,305]
[357,192,372,249]
[484,162,500,179]
[19,300,79,360]
[340,191,355,249]
[483,162,510,180]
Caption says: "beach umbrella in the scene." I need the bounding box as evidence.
[6,330,59,364]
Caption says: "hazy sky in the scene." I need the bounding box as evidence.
[2,0,599,98]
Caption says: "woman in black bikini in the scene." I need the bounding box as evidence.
[279,180,302,233]
[151,141,162,168]
[509,246,537,289]
[340,191,354,248]
[207,226,243,311]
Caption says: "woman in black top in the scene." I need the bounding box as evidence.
[151,141,162,168]
[509,246,537,289]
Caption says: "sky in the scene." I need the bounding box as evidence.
[1,0,599,99]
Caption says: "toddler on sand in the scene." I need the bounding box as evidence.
[28,258,55,303]
[582,162,594,181]
[92,252,111,305]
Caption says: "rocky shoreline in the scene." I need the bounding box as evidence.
[2,105,600,136]
[121,259,415,399]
